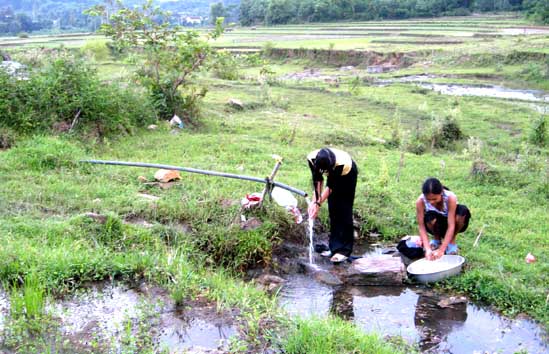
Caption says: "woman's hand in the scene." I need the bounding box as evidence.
[308,202,320,220]
[431,249,444,260]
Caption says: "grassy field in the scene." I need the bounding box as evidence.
[0,13,548,353]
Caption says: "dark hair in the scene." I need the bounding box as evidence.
[422,177,449,195]
[315,148,336,172]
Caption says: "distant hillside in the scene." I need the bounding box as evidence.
[0,0,240,35]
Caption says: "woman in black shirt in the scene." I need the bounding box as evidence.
[307,148,358,263]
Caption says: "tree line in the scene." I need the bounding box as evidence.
[0,0,228,35]
[237,0,548,25]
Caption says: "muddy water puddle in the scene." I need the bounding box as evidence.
[0,289,8,332]
[378,75,549,104]
[0,283,236,353]
[278,266,548,354]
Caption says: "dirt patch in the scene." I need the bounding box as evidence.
[495,122,521,136]
[268,48,417,67]
[371,39,463,45]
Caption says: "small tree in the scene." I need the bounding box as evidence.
[86,0,223,124]
[210,2,227,25]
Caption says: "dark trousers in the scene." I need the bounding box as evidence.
[328,163,357,257]
[424,204,471,238]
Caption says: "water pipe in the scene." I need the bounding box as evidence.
[80,159,308,197]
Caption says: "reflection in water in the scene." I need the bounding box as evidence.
[158,313,236,352]
[331,287,354,320]
[351,287,419,343]
[43,283,236,352]
[414,292,467,352]
[279,274,333,318]
[279,275,548,354]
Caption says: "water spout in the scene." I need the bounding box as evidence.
[306,198,315,265]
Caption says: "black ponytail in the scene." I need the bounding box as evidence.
[314,148,336,172]
[422,177,449,194]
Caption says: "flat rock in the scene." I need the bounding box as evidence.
[314,270,343,286]
[437,296,468,309]
[256,274,286,285]
[343,255,406,286]
[154,169,181,183]
[227,98,244,109]
[240,217,262,230]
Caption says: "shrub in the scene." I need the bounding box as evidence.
[432,116,464,149]
[521,61,549,81]
[0,55,155,138]
[86,2,223,124]
[81,39,111,61]
[3,136,84,171]
[0,127,17,149]
[211,51,240,80]
[17,32,29,39]
[530,115,547,147]
[262,41,275,57]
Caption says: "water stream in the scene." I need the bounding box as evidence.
[377,75,549,105]
[306,198,316,265]
[278,248,548,354]
[308,219,315,265]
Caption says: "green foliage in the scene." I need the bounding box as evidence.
[524,0,549,24]
[238,0,523,25]
[2,136,84,171]
[211,51,241,80]
[210,2,227,25]
[0,127,17,149]
[521,61,549,82]
[262,41,276,57]
[283,316,409,354]
[432,115,464,149]
[9,274,45,321]
[81,39,111,61]
[87,0,224,124]
[0,54,155,137]
[530,115,547,147]
[193,220,278,271]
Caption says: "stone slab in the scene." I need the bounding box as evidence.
[343,255,406,286]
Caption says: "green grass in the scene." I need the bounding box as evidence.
[282,316,414,354]
[0,12,548,352]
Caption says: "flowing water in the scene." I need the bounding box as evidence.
[308,219,315,265]
[306,198,316,265]
[278,253,548,354]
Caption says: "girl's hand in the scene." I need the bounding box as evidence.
[308,202,320,220]
[431,249,444,260]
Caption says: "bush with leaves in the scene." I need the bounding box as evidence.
[0,54,155,138]
[211,50,240,80]
[86,0,223,124]
[530,115,547,147]
[81,39,111,61]
[432,115,464,149]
